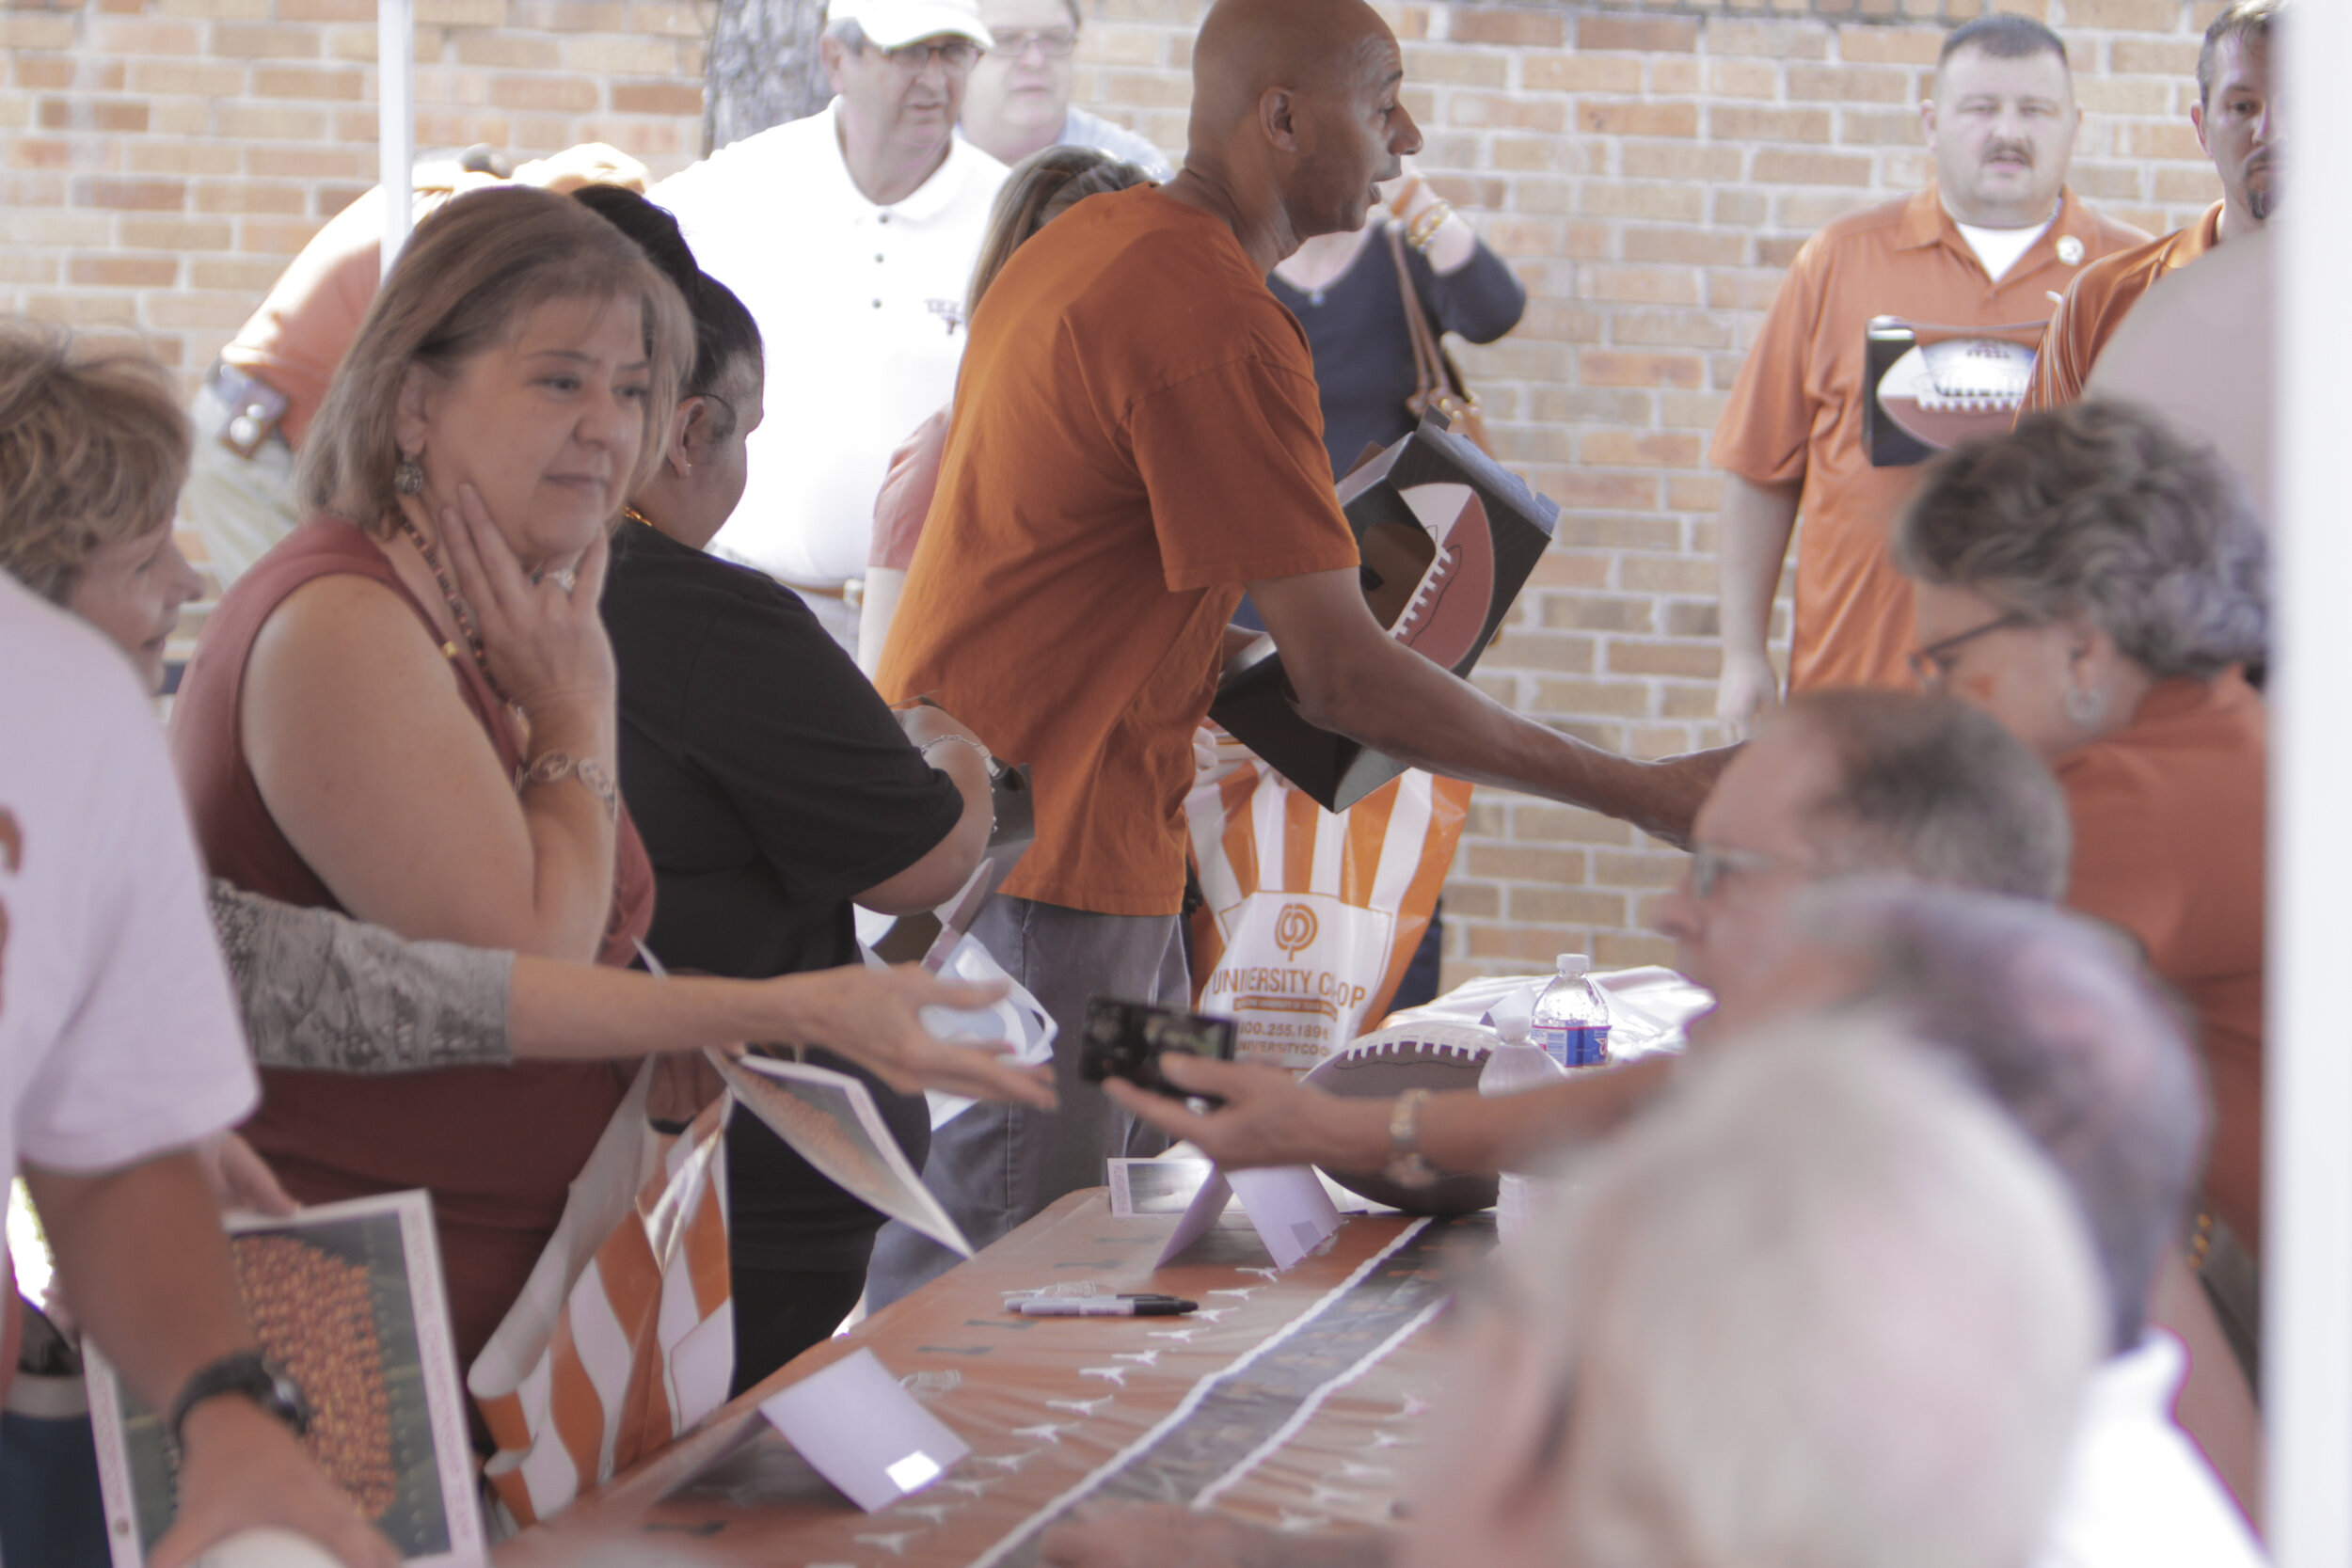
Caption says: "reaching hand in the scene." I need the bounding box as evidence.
[772,964,1057,1110]
[1714,649,1782,739]
[437,484,617,717]
[195,1133,299,1218]
[148,1400,399,1568]
[1101,1055,1379,1173]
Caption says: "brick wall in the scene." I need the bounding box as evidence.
[0,0,2225,985]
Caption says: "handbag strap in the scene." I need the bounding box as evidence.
[1389,223,1451,409]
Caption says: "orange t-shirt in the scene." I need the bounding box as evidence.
[1709,187,2145,693]
[219,180,484,445]
[877,186,1361,916]
[2019,200,2225,416]
[2057,670,2265,1252]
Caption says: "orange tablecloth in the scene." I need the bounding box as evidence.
[495,1188,1493,1566]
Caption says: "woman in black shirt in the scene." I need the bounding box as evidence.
[576,187,994,1391]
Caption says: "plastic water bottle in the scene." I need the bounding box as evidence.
[1529,954,1612,1070]
[1479,1015,1566,1244]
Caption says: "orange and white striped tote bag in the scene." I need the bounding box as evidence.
[469,1063,734,1528]
[1187,757,1473,1073]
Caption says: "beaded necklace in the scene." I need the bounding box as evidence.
[390,512,512,705]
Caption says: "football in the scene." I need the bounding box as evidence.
[1915,336,2037,410]
[1302,1021,1501,1216]
[1388,482,1498,673]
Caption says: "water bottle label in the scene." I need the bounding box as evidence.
[1530,1022,1611,1069]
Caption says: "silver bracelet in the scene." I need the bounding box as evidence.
[515,749,618,821]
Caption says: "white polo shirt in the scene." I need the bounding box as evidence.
[653,102,1009,589]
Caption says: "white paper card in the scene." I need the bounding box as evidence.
[759,1349,970,1513]
[712,1051,973,1258]
[1153,1164,1342,1270]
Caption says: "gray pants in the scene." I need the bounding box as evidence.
[865,895,1187,1307]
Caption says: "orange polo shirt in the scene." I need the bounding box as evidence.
[1710,187,2144,692]
[2057,670,2265,1254]
[2019,200,2226,417]
[879,187,1359,916]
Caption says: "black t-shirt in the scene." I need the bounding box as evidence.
[603,519,961,1270]
[1265,233,1527,479]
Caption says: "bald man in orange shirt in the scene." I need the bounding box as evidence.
[2019,0,2282,416]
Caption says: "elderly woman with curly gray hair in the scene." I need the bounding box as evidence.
[1895,398,2267,1373]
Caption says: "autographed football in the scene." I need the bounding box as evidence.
[1389,483,1498,673]
[1303,1021,1501,1215]
[1915,336,2036,413]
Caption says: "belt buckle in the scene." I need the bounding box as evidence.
[211,363,288,461]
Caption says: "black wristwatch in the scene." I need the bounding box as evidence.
[166,1350,312,1450]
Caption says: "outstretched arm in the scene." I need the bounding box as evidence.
[1103,1053,1675,1177]
[1250,568,1729,848]
[212,882,1054,1108]
[1713,474,1802,737]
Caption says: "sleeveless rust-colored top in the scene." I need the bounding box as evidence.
[170,519,654,1367]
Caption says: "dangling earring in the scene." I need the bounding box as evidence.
[2063,685,2104,729]
[394,451,424,496]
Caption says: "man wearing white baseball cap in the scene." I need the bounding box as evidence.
[650,0,1009,652]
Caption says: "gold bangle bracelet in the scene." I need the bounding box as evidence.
[1406,200,1454,252]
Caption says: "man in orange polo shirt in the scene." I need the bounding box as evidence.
[1711,15,2143,732]
[2019,0,2281,416]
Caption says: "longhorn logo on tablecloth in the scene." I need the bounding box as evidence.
[1274,903,1319,958]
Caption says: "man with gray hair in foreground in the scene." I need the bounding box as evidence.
[1406,1026,2103,1568]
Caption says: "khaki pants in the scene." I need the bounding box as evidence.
[179,380,301,591]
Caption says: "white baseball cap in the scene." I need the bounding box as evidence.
[826,0,993,51]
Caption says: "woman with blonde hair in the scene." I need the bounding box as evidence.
[0,326,205,693]
[169,183,694,1371]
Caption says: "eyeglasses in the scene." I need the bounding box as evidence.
[879,37,981,72]
[1906,610,2029,689]
[1687,843,1813,900]
[987,27,1077,57]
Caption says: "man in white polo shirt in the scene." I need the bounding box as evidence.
[652,0,1009,651]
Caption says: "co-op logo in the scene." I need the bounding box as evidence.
[1274,902,1319,958]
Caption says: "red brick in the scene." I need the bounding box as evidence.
[1582,430,1705,467]
[212,22,318,55]
[612,79,702,117]
[1575,100,1697,139]
[488,73,598,112]
[1451,7,1562,47]
[2113,39,2200,76]
[1710,21,1830,59]
[1648,57,1698,95]
[1575,14,1695,52]
[74,175,183,209]
[2065,0,2177,26]
[1520,54,1640,93]
[14,56,75,89]
[1607,641,1720,679]
[1754,149,1874,187]
[118,215,231,249]
[1580,349,1703,389]
[1709,103,1832,144]
[1788,63,1911,103]
[1624,226,1746,267]
[69,253,178,287]
[1506,887,1629,927]
[1532,677,1649,720]
[1579,264,1700,307]
[37,96,146,132]
[1448,91,1564,133]
[2123,121,2205,161]
[253,65,365,100]
[454,31,561,68]
[1621,142,1742,182]
[1540,594,1652,633]
[193,180,305,214]
[1835,24,1943,65]
[8,135,103,170]
[1706,58,1778,99]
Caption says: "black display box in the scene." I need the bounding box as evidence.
[1209,413,1557,813]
